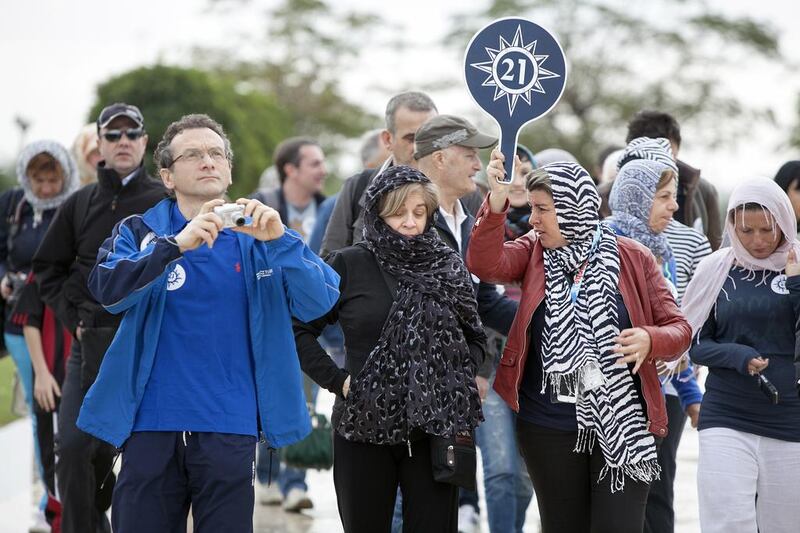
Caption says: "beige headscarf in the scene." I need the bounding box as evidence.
[681,177,800,338]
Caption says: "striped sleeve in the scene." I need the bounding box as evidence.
[88,215,182,313]
[664,220,712,305]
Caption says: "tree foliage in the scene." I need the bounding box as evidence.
[0,166,15,192]
[89,65,289,198]
[446,0,783,171]
[199,0,380,151]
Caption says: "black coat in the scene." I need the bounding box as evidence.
[0,189,58,333]
[293,244,486,426]
[32,164,165,335]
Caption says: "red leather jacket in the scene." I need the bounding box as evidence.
[466,200,691,438]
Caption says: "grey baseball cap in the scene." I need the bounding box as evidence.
[413,115,497,160]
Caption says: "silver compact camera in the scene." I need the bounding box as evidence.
[213,203,247,228]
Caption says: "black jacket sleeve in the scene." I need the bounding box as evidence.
[0,188,21,279]
[689,305,759,375]
[292,251,349,398]
[320,174,360,258]
[31,192,80,335]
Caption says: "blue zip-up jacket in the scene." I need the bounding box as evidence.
[77,198,340,449]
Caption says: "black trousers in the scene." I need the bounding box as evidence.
[516,419,651,533]
[56,337,116,533]
[644,395,687,533]
[333,433,458,533]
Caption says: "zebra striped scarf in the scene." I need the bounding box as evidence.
[541,162,660,492]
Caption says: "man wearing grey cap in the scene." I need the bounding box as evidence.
[413,114,496,249]
[32,102,165,533]
[415,115,531,533]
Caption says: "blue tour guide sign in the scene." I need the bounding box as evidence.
[464,17,567,182]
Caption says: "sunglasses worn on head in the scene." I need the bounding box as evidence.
[103,128,145,142]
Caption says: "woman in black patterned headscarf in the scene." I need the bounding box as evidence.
[294,165,486,533]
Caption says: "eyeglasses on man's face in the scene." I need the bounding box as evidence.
[102,128,145,142]
[171,148,229,166]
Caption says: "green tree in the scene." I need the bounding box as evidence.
[446,0,783,171]
[0,166,16,193]
[89,65,289,198]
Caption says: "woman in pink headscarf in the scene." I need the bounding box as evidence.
[682,177,800,533]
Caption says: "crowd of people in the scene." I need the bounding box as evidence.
[1,91,799,533]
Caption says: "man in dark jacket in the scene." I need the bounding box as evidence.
[625,110,722,250]
[32,103,165,533]
[320,91,438,256]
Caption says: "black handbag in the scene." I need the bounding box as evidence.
[281,412,334,470]
[430,431,477,490]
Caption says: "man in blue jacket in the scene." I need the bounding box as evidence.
[79,113,340,532]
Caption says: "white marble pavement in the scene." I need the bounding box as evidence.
[0,391,701,533]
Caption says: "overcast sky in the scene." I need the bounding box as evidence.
[1,0,798,192]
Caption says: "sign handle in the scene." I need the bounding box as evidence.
[497,126,518,184]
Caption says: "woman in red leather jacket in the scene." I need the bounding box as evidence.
[466,150,691,533]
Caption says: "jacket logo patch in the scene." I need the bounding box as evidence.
[771,274,789,295]
[167,264,186,291]
[256,269,273,280]
[140,231,157,251]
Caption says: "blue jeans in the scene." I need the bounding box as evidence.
[391,489,402,533]
[6,332,34,409]
[5,332,47,510]
[255,445,307,495]
[475,377,533,533]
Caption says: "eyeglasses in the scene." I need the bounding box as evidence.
[102,128,145,142]
[171,148,229,166]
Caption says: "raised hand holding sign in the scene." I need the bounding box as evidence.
[464,17,567,182]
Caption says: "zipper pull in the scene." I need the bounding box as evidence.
[111,194,118,211]
[407,439,413,458]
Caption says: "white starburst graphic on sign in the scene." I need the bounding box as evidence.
[470,24,560,116]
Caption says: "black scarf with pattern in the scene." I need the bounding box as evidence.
[336,165,485,444]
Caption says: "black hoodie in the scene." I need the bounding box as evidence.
[32,163,165,335]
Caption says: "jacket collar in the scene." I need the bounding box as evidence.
[142,198,177,236]
[676,159,701,191]
[96,162,145,193]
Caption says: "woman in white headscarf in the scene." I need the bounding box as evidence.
[682,177,800,533]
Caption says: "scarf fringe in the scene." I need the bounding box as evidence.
[657,355,691,385]
[574,427,596,454]
[597,458,662,493]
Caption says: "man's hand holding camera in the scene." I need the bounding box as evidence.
[175,198,285,253]
[175,199,226,252]
[229,198,285,242]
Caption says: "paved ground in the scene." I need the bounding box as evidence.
[0,391,701,532]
